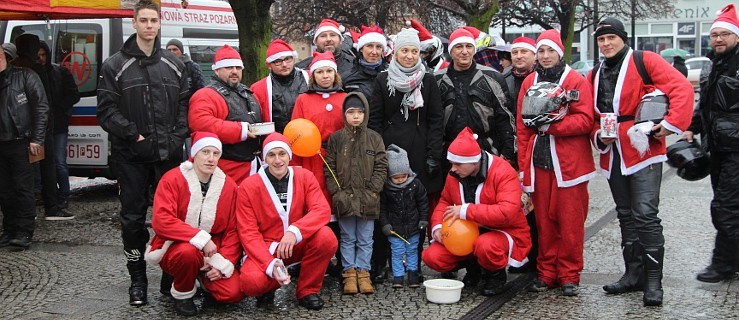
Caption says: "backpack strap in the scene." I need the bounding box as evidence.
[633,50,653,85]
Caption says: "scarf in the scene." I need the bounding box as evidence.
[359,59,382,69]
[384,172,417,191]
[512,63,536,79]
[307,83,342,93]
[386,58,426,121]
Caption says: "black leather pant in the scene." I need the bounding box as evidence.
[0,139,37,236]
[708,151,739,272]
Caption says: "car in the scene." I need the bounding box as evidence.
[571,59,596,77]
[685,57,711,90]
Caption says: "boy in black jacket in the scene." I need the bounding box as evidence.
[380,144,430,288]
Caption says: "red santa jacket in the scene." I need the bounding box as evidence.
[517,66,596,192]
[236,167,332,275]
[144,164,240,278]
[251,69,309,122]
[588,49,694,177]
[289,90,347,202]
[431,153,532,267]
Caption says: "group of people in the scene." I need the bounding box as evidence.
[2,0,737,316]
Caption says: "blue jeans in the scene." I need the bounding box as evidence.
[338,216,374,272]
[389,233,420,277]
[54,133,70,201]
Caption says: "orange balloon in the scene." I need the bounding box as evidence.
[441,218,480,256]
[283,118,321,157]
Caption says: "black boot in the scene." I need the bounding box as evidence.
[480,269,507,296]
[173,297,198,316]
[642,247,664,306]
[603,242,644,293]
[461,260,482,289]
[371,264,388,284]
[127,260,148,306]
[160,271,174,296]
[697,233,735,283]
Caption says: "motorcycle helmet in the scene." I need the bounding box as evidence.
[521,81,568,127]
[666,139,710,181]
[634,90,669,124]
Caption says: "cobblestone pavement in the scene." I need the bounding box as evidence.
[1,165,737,319]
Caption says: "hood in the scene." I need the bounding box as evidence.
[39,41,52,68]
[342,91,370,130]
[14,34,40,60]
[121,34,162,62]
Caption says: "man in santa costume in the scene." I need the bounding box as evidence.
[189,44,263,185]
[144,132,244,316]
[517,29,596,297]
[589,17,693,306]
[250,39,309,134]
[296,19,356,79]
[237,132,338,310]
[422,127,531,296]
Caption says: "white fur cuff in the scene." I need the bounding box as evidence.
[287,226,303,244]
[241,122,250,141]
[171,284,197,299]
[205,253,235,278]
[189,230,212,250]
[460,203,470,220]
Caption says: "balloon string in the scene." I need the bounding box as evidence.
[391,231,411,245]
[318,153,342,190]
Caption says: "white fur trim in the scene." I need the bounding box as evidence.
[212,58,244,70]
[448,36,476,53]
[511,42,536,53]
[660,119,683,136]
[205,253,235,278]
[356,32,387,51]
[431,224,442,242]
[262,140,292,160]
[180,165,226,235]
[171,284,197,299]
[447,152,481,163]
[191,137,222,158]
[536,39,563,57]
[313,26,343,43]
[266,258,281,278]
[627,121,654,157]
[190,230,211,250]
[241,122,250,141]
[180,161,193,170]
[711,21,739,36]
[309,60,338,73]
[459,203,470,220]
[266,50,298,63]
[144,240,173,266]
[286,225,303,244]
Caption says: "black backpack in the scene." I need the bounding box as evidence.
[591,50,652,85]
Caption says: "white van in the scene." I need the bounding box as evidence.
[0,0,238,179]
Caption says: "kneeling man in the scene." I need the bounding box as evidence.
[423,127,531,295]
[237,132,338,310]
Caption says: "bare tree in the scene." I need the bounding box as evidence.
[423,0,500,31]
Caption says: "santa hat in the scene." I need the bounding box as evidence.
[211,44,243,71]
[182,132,222,170]
[406,19,434,44]
[448,28,477,53]
[536,29,564,58]
[447,127,481,163]
[313,19,344,44]
[309,51,337,73]
[262,132,292,161]
[355,25,387,52]
[711,4,739,36]
[265,39,298,64]
[462,26,490,46]
[511,36,536,53]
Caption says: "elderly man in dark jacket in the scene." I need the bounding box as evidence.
[96,1,189,306]
[0,41,49,249]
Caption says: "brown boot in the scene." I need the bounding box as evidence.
[358,269,374,294]
[342,268,358,295]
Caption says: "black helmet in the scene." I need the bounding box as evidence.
[521,81,568,127]
[634,91,669,124]
[666,139,710,181]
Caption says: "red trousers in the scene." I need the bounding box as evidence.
[422,231,510,272]
[218,158,257,185]
[239,226,337,299]
[531,168,588,286]
[159,242,244,303]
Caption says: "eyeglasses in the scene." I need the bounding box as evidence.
[270,56,294,66]
[709,32,734,40]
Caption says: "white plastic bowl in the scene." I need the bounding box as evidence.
[423,279,464,304]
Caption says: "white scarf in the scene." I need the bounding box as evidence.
[386,58,426,121]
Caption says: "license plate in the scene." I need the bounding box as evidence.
[66,127,108,166]
[68,143,102,159]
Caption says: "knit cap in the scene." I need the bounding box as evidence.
[593,17,628,43]
[166,39,184,53]
[387,144,413,177]
[394,28,420,51]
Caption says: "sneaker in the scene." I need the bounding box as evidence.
[0,233,13,247]
[407,271,420,288]
[527,279,549,292]
[45,209,75,221]
[9,233,32,248]
[391,276,404,288]
[561,282,579,296]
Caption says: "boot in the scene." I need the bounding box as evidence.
[371,264,388,284]
[173,297,198,316]
[603,242,644,293]
[461,260,482,289]
[342,268,358,294]
[642,247,664,306]
[697,234,735,283]
[407,270,421,288]
[357,269,374,294]
[480,269,507,296]
[160,271,174,296]
[127,260,148,306]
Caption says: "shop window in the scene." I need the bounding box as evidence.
[637,36,673,53]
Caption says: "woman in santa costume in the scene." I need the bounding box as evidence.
[290,50,347,202]
[516,29,596,296]
[144,132,244,316]
[237,133,338,310]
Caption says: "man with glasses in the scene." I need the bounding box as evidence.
[251,39,308,134]
[683,3,739,283]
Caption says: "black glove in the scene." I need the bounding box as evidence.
[382,224,393,236]
[426,158,440,176]
[418,221,429,230]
